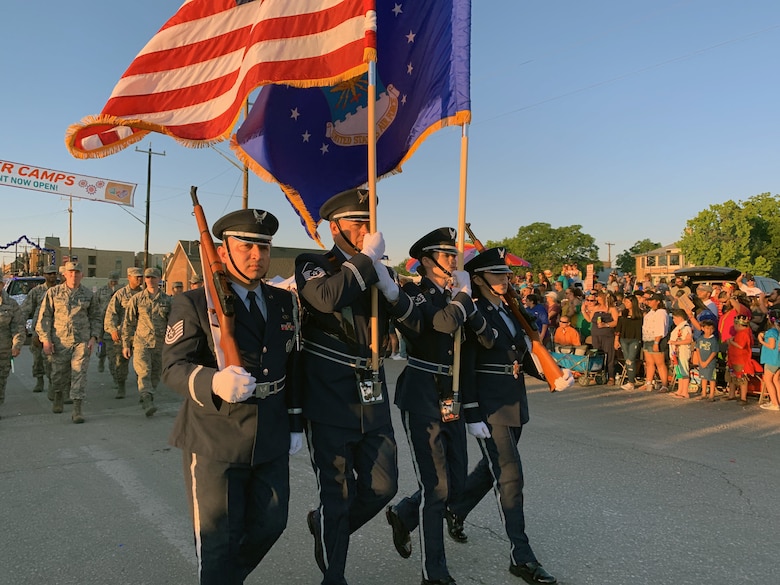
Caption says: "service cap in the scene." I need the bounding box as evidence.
[172,281,183,288]
[108,271,120,280]
[64,261,82,272]
[319,188,374,222]
[127,267,143,277]
[212,209,279,244]
[409,227,458,260]
[144,268,161,278]
[42,265,58,274]
[464,247,514,275]
[190,274,203,284]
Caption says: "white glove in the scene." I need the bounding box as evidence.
[289,432,304,455]
[374,261,400,302]
[212,365,256,403]
[467,422,491,439]
[360,231,386,262]
[554,368,574,391]
[451,270,472,297]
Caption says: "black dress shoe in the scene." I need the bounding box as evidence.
[422,576,456,585]
[306,509,326,574]
[509,562,557,584]
[444,508,468,543]
[385,505,412,558]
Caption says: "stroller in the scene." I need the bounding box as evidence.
[551,345,607,386]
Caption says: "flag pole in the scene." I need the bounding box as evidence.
[452,123,470,415]
[367,61,380,372]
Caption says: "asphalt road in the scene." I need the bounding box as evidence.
[1,349,778,585]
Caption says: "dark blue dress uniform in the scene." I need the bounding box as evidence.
[162,210,302,585]
[296,243,421,585]
[449,247,556,584]
[392,264,494,584]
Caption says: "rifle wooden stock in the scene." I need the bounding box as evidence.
[464,223,565,392]
[190,186,242,367]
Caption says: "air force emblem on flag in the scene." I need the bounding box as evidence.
[165,320,184,344]
[324,75,400,147]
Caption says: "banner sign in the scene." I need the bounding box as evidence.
[0,159,136,206]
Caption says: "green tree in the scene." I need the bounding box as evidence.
[679,193,780,278]
[394,260,412,277]
[487,222,600,274]
[615,239,660,274]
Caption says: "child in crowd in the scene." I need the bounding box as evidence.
[694,320,719,401]
[668,309,693,398]
[726,314,755,404]
[757,309,780,411]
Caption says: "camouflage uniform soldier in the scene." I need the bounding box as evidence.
[189,274,203,290]
[104,267,143,398]
[20,265,59,394]
[0,280,26,416]
[121,267,171,417]
[36,262,101,424]
[95,271,120,374]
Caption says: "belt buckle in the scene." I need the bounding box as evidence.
[256,382,270,399]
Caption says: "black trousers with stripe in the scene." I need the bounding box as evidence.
[181,451,290,585]
[306,420,398,585]
[449,424,538,565]
[394,411,467,582]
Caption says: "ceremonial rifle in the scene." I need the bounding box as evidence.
[464,223,571,392]
[190,186,242,367]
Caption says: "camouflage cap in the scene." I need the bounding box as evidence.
[190,274,203,284]
[64,261,82,272]
[144,267,161,278]
[42,265,58,274]
[127,267,143,277]
[172,281,184,288]
[108,271,120,280]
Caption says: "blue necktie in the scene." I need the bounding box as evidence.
[246,290,266,337]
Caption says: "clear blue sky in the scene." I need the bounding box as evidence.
[1,1,778,273]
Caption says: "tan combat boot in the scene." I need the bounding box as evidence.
[141,393,157,417]
[72,399,85,424]
[33,377,44,393]
[52,391,64,414]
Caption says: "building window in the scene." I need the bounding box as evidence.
[658,255,667,267]
[115,259,122,272]
[646,256,656,267]
[88,267,96,277]
[88,255,97,265]
[670,254,680,266]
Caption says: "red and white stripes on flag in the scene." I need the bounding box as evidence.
[66,0,377,159]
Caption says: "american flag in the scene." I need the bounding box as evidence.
[66,0,377,159]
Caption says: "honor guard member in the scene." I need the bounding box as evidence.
[0,279,25,417]
[295,188,421,585]
[36,262,101,424]
[104,267,144,398]
[448,248,557,585]
[95,271,120,374]
[122,267,172,417]
[171,281,184,295]
[162,208,303,585]
[20,264,59,394]
[386,228,494,585]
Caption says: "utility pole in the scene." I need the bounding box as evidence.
[242,99,250,209]
[135,143,166,269]
[604,241,614,267]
